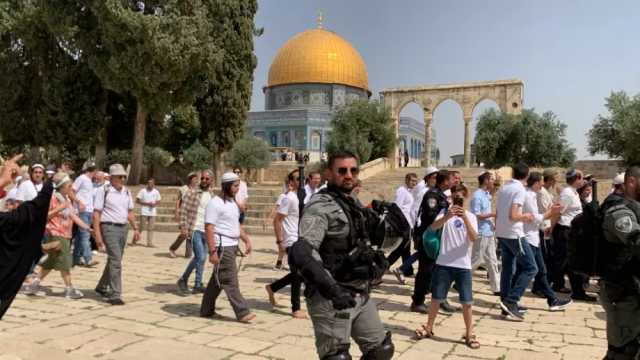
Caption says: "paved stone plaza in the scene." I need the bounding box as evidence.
[1,232,607,360]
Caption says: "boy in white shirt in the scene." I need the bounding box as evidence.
[136,178,161,247]
[415,184,480,349]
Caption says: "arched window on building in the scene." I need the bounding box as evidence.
[311,131,321,150]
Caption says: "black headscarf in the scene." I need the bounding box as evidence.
[0,181,52,319]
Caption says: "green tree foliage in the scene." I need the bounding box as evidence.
[475,108,576,168]
[228,136,271,174]
[0,3,107,164]
[182,140,213,171]
[587,91,640,164]
[163,105,201,157]
[325,100,396,163]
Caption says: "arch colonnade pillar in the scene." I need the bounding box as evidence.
[381,79,524,168]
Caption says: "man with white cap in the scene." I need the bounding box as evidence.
[16,163,45,203]
[93,163,140,305]
[612,173,625,195]
[200,172,255,323]
[72,162,98,267]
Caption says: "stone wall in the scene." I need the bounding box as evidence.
[574,160,624,180]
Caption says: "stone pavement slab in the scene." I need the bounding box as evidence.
[1,232,608,359]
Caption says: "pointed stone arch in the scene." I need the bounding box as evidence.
[381,79,523,168]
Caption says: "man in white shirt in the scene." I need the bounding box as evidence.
[524,172,570,311]
[72,164,98,267]
[550,169,596,302]
[265,170,306,319]
[93,164,140,306]
[233,168,249,224]
[303,171,322,204]
[535,169,558,290]
[16,164,45,203]
[495,163,536,321]
[387,173,418,272]
[136,178,161,247]
[200,172,255,323]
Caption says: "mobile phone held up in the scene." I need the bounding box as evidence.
[453,196,464,207]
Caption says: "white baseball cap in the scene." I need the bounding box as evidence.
[221,172,240,184]
[424,166,439,178]
[613,173,625,186]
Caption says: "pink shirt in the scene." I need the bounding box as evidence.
[46,194,75,239]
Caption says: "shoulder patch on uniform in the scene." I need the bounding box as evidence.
[615,216,633,233]
[299,216,323,240]
[428,198,437,209]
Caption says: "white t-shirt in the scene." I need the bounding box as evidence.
[435,210,478,270]
[277,191,299,248]
[205,196,241,246]
[72,173,95,212]
[523,189,545,247]
[6,187,18,201]
[558,186,582,227]
[235,181,249,207]
[394,185,414,228]
[304,184,320,204]
[411,185,429,228]
[194,192,212,232]
[137,188,162,217]
[537,186,555,236]
[495,179,527,239]
[94,185,134,224]
[16,180,42,202]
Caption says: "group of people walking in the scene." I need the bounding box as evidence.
[1,151,638,360]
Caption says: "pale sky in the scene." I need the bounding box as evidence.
[251,0,640,162]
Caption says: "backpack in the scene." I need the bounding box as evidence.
[568,202,603,277]
[422,227,442,260]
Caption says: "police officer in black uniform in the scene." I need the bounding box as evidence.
[290,150,393,360]
[600,165,640,360]
[410,170,451,313]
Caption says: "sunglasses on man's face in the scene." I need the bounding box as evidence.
[337,167,359,176]
[201,177,211,182]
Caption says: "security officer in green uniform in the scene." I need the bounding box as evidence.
[290,150,394,360]
[600,165,640,360]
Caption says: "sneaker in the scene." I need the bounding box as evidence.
[548,298,572,312]
[410,303,428,314]
[192,285,205,294]
[23,278,40,295]
[95,287,111,298]
[440,300,459,313]
[65,287,84,300]
[177,278,189,295]
[571,293,598,302]
[85,260,100,268]
[92,250,99,256]
[107,298,125,306]
[391,268,406,285]
[499,300,525,322]
[517,304,528,314]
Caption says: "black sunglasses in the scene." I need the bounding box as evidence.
[201,177,211,181]
[337,167,359,176]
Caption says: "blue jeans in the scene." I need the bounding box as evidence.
[499,237,538,305]
[73,212,93,264]
[399,251,420,274]
[431,265,473,304]
[181,231,208,287]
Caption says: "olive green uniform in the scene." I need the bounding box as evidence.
[299,193,387,359]
[601,197,640,360]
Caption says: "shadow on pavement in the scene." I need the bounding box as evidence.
[145,283,184,296]
[161,302,200,316]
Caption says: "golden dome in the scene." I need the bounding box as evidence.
[267,28,369,91]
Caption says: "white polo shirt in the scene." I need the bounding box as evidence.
[558,186,582,227]
[205,196,241,246]
[16,180,42,202]
[73,173,95,212]
[495,179,527,239]
[94,185,134,224]
[394,185,414,228]
[194,191,212,232]
[137,188,161,217]
[277,191,299,248]
[523,189,545,247]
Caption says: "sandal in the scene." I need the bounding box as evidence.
[463,334,480,349]
[414,324,434,339]
[239,313,256,324]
